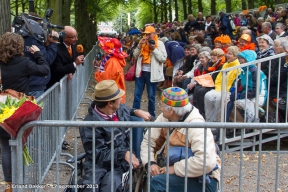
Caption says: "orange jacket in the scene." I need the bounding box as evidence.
[95,56,126,103]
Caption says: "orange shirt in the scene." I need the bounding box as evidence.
[95,56,126,103]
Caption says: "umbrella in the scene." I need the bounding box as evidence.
[128,29,141,35]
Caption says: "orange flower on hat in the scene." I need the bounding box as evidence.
[98,36,128,59]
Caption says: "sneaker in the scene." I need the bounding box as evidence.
[258,107,265,117]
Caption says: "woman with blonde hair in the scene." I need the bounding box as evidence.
[204,46,240,122]
[193,48,226,117]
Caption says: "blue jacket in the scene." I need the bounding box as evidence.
[24,35,57,92]
[164,41,185,65]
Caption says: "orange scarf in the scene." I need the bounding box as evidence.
[140,35,159,64]
[238,42,256,52]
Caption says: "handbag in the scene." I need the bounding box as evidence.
[125,64,136,81]
[194,74,215,87]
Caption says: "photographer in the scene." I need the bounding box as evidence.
[25,29,58,98]
[47,26,84,89]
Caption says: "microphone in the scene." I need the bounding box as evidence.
[77,44,84,66]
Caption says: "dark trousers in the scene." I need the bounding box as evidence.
[0,128,12,182]
[193,85,213,118]
[150,174,218,192]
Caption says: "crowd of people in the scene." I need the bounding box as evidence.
[0,5,288,192]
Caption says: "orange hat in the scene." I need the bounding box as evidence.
[221,35,232,44]
[240,34,251,42]
[143,26,156,33]
[98,36,128,59]
[214,36,222,44]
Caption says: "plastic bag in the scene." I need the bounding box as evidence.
[124,64,136,81]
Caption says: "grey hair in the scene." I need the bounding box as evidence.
[199,51,211,60]
[257,17,264,22]
[275,23,286,30]
[163,102,192,116]
[274,37,288,50]
[262,22,272,29]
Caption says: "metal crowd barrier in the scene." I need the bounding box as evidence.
[218,52,288,150]
[10,121,288,192]
[9,45,99,189]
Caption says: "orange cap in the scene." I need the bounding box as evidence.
[143,26,156,34]
[240,34,251,42]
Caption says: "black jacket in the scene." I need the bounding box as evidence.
[47,42,78,88]
[80,102,131,170]
[24,35,57,92]
[184,20,197,33]
[79,102,133,191]
[0,52,50,95]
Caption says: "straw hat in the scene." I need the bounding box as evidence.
[94,80,125,102]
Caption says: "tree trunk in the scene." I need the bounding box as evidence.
[75,0,94,54]
[174,0,179,21]
[0,0,11,36]
[187,0,192,15]
[153,0,157,23]
[160,0,164,22]
[62,0,72,26]
[164,0,168,22]
[247,0,254,9]
[168,0,172,22]
[226,0,232,13]
[198,0,203,13]
[182,0,187,21]
[49,0,62,26]
[21,0,26,13]
[241,0,247,10]
[211,0,216,15]
[15,0,19,16]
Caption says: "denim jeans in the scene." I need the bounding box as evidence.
[29,90,44,98]
[130,115,145,159]
[133,71,158,118]
[150,174,218,192]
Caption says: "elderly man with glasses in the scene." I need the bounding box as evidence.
[47,26,85,88]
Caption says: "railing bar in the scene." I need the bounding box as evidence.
[184,128,188,192]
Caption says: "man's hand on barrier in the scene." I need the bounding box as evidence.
[150,164,161,176]
[67,73,73,80]
[159,165,175,174]
[125,151,139,169]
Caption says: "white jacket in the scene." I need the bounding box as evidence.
[140,107,221,182]
[133,40,167,82]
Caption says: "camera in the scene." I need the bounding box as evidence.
[96,52,103,61]
[148,39,155,45]
[12,8,64,44]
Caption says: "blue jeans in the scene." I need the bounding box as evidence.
[150,174,218,192]
[29,90,44,98]
[130,115,145,159]
[133,71,158,118]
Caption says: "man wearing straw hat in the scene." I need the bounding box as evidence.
[141,87,220,191]
[79,80,150,192]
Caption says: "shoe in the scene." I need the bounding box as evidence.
[62,141,69,150]
[258,107,265,117]
[63,141,69,146]
[5,182,12,192]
